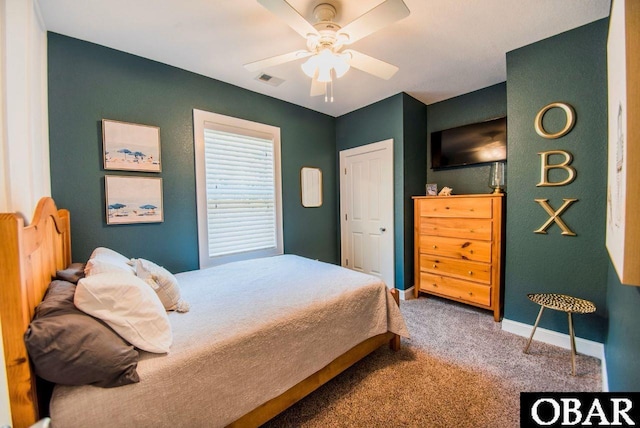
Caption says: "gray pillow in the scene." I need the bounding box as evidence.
[55,262,86,284]
[24,280,140,388]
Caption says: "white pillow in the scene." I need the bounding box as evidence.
[134,258,190,313]
[75,272,172,353]
[90,247,131,265]
[85,247,135,276]
[85,258,135,277]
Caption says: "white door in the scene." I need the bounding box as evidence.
[339,139,394,288]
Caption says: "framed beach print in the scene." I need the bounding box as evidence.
[606,0,640,285]
[105,176,163,224]
[102,119,161,172]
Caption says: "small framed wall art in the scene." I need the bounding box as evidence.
[300,167,323,207]
[105,175,163,224]
[102,119,161,172]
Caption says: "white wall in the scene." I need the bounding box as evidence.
[0,0,50,424]
[0,0,50,216]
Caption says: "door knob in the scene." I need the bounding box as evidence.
[380,227,386,232]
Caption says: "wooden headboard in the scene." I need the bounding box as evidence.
[0,197,71,428]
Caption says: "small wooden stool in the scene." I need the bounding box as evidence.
[523,293,596,376]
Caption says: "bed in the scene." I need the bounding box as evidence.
[0,197,408,428]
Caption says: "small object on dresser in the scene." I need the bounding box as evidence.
[489,161,506,193]
[426,183,438,196]
[438,186,453,196]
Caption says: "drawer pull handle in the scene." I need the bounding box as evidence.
[468,292,473,296]
[468,271,473,275]
[432,283,438,287]
[433,264,437,268]
[470,250,474,254]
[433,245,437,249]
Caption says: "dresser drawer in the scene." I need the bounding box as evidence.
[420,254,491,284]
[420,217,492,241]
[418,197,493,219]
[419,272,491,307]
[419,235,491,263]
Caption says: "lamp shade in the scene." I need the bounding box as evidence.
[333,53,350,77]
[301,55,318,78]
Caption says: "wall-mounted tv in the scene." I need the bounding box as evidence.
[431,116,507,169]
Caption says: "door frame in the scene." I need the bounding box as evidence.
[339,139,395,287]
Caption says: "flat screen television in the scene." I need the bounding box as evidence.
[431,116,507,169]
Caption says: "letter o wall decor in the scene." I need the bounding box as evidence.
[534,102,576,139]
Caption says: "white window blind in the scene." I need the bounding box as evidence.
[193,109,283,268]
[203,127,276,257]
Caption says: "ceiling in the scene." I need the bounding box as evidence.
[38,0,610,117]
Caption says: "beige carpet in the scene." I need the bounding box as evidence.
[264,296,601,427]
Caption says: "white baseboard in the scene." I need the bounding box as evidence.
[397,286,414,300]
[502,318,608,391]
[600,351,609,392]
[502,318,604,359]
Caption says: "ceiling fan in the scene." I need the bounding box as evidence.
[244,0,410,101]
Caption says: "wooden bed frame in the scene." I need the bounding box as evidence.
[1,197,400,428]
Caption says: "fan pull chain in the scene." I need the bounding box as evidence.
[330,80,334,103]
[324,70,334,103]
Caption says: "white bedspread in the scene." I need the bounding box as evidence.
[50,255,409,427]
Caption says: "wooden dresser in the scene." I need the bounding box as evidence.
[413,194,504,321]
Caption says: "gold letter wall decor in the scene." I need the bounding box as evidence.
[537,150,577,186]
[534,198,578,236]
[535,102,576,139]
[534,102,579,236]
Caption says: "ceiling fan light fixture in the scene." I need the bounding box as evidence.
[317,48,335,65]
[301,55,318,78]
[302,48,350,81]
[333,61,349,78]
[335,33,350,48]
[317,64,332,82]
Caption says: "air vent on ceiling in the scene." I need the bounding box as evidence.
[255,73,284,87]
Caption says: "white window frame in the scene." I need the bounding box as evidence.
[193,109,283,268]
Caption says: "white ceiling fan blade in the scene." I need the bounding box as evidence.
[244,50,311,72]
[338,0,410,45]
[310,76,326,97]
[258,0,319,39]
[345,49,399,80]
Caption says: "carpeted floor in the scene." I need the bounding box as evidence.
[264,296,601,427]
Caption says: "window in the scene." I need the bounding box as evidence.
[193,110,283,268]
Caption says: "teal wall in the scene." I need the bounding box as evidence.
[504,20,609,342]
[47,33,338,273]
[426,83,507,195]
[336,95,404,288]
[402,94,429,288]
[335,93,427,290]
[606,263,640,390]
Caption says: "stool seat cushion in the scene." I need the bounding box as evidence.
[527,293,596,314]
